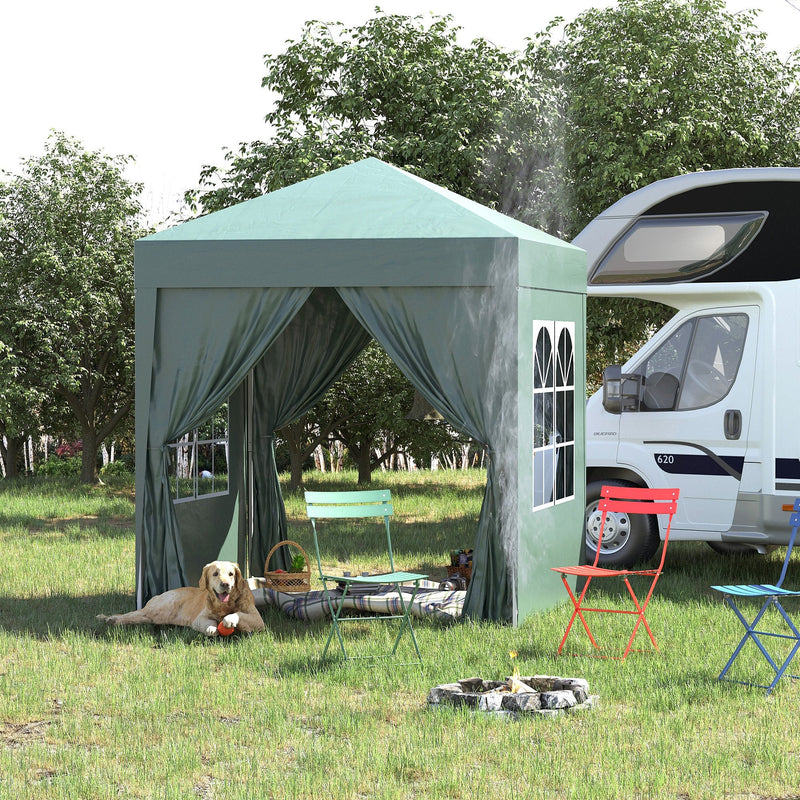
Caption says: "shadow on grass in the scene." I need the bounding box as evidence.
[0,591,137,639]
[0,516,133,539]
[0,591,267,644]
[654,541,794,603]
[0,590,376,665]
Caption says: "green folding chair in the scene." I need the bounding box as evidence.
[304,489,428,664]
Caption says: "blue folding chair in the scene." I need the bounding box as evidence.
[711,498,800,694]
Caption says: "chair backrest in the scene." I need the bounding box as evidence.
[595,485,680,569]
[774,498,800,588]
[304,490,395,576]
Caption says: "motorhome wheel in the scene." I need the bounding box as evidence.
[584,480,661,568]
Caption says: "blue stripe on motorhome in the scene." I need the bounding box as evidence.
[653,454,745,477]
[776,459,800,479]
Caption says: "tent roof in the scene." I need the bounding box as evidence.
[135,158,582,289]
[145,158,559,245]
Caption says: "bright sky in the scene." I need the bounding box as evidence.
[2,0,798,224]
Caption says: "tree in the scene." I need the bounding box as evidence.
[0,340,46,477]
[557,0,800,384]
[186,4,800,405]
[276,411,340,490]
[187,12,540,214]
[0,132,146,482]
[315,342,457,484]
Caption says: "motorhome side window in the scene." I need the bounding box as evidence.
[167,401,230,503]
[637,314,748,412]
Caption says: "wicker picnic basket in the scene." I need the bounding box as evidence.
[263,540,312,593]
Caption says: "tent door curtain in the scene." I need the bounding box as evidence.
[249,288,371,573]
[139,287,312,603]
[338,284,517,622]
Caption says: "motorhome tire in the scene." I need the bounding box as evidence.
[584,480,661,568]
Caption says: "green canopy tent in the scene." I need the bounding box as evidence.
[134,158,586,623]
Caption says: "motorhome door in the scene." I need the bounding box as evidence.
[616,306,758,533]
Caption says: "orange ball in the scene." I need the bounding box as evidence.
[217,620,236,636]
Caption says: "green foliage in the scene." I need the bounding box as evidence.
[184,2,800,417]
[0,132,148,482]
[289,551,306,572]
[315,341,465,483]
[187,12,554,219]
[34,455,82,477]
[99,460,131,478]
[558,0,800,380]
[560,0,800,234]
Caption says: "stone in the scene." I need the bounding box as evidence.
[478,692,505,712]
[541,690,578,710]
[427,675,595,718]
[458,677,485,693]
[522,675,559,692]
[501,692,543,713]
[426,683,463,704]
[450,692,482,709]
[554,678,590,704]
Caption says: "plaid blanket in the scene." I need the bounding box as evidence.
[248,578,464,622]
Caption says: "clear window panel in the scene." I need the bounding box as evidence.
[168,401,230,504]
[534,393,554,449]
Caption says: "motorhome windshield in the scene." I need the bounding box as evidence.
[589,213,765,285]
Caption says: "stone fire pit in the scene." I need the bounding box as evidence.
[427,675,598,717]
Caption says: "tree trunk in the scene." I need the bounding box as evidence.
[355,447,372,485]
[288,448,304,491]
[281,420,305,491]
[2,436,25,479]
[80,429,99,483]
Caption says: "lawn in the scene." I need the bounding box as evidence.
[1,472,799,799]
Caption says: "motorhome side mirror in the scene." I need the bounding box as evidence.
[602,366,642,413]
[603,366,623,413]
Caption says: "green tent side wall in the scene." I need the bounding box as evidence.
[134,158,586,623]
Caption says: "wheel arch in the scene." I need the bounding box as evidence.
[586,466,648,489]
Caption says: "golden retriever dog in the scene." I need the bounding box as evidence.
[98,561,265,636]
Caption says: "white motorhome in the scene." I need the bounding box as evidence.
[577,168,800,567]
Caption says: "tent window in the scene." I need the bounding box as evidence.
[167,402,230,503]
[532,321,575,510]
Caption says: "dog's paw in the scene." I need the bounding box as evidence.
[222,613,240,629]
[204,624,219,637]
[97,614,117,625]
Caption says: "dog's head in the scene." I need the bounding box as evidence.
[199,561,244,608]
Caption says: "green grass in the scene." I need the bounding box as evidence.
[2,471,800,799]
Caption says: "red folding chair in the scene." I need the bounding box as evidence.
[552,485,680,659]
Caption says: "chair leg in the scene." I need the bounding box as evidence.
[719,596,800,694]
[321,580,349,660]
[621,577,659,659]
[765,601,800,693]
[389,580,423,663]
[321,580,423,664]
[557,575,599,654]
